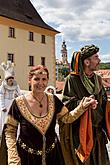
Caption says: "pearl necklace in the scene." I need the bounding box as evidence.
[31,93,44,108]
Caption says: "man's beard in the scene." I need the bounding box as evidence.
[95,63,100,70]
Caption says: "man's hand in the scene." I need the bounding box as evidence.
[81,97,98,110]
[89,95,98,109]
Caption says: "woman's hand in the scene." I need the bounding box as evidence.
[81,96,98,110]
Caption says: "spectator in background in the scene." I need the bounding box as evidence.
[0,61,21,136]
[45,85,56,94]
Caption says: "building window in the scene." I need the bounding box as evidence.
[41,57,45,66]
[29,32,34,41]
[7,53,14,63]
[41,35,45,44]
[29,56,34,66]
[8,27,15,38]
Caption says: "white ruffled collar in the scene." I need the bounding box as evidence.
[1,80,18,91]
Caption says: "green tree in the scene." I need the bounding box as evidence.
[61,67,70,77]
[99,63,110,69]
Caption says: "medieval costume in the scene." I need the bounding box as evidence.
[0,80,21,133]
[0,93,87,165]
[61,45,110,165]
[0,61,21,136]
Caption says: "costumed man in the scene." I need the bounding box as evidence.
[0,61,21,136]
[60,44,110,165]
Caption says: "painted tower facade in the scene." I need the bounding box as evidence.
[56,41,70,81]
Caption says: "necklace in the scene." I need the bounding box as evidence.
[31,93,44,108]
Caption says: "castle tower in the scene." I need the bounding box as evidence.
[61,40,68,64]
[56,40,70,82]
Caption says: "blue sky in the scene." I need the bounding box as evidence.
[30,0,110,63]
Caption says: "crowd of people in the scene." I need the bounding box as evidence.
[0,44,110,165]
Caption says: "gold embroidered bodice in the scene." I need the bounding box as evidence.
[16,94,55,135]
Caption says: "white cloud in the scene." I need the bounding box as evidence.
[101,53,110,63]
[30,0,110,62]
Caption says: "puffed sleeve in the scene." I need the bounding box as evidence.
[4,100,21,165]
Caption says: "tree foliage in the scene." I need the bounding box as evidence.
[61,67,70,77]
[99,63,110,69]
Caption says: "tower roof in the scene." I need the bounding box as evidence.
[0,0,59,33]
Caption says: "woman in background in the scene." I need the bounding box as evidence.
[45,85,56,94]
[0,61,21,137]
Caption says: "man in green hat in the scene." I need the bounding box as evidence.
[60,44,110,165]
